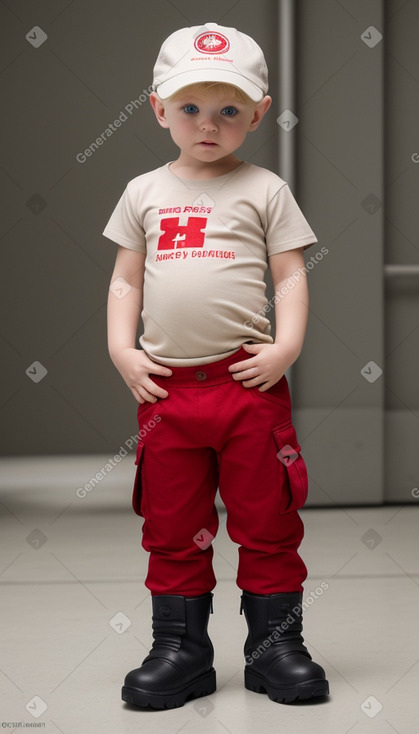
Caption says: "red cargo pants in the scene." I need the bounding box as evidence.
[132,345,309,597]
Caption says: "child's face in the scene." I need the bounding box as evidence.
[150,86,271,165]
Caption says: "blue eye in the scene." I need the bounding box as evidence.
[221,106,238,117]
[183,104,198,113]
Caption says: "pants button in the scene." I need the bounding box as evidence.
[195,370,207,381]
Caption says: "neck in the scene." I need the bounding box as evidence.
[169,153,243,180]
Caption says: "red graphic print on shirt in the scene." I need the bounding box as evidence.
[157,216,208,250]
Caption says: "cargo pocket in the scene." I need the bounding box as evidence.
[132,440,146,517]
[272,421,309,513]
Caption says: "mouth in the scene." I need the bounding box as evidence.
[198,140,217,146]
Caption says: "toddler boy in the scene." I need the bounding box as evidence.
[103,21,329,709]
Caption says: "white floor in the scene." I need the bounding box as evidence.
[1,457,419,734]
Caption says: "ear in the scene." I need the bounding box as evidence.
[248,95,272,131]
[149,92,170,129]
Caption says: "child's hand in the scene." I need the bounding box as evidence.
[228,343,295,391]
[112,347,172,404]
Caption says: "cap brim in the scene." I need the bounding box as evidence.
[155,69,264,102]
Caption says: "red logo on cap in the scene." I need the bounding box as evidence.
[194,31,230,55]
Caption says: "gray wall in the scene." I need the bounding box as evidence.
[0,0,279,456]
[292,0,419,504]
[293,0,386,505]
[1,1,418,506]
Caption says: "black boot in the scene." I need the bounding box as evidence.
[240,590,329,703]
[122,592,216,709]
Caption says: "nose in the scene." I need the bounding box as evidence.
[198,113,218,132]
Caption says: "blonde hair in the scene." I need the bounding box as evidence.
[169,81,254,104]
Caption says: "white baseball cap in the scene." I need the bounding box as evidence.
[152,22,269,102]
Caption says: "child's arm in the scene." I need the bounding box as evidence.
[229,247,309,390]
[269,247,309,360]
[107,246,172,403]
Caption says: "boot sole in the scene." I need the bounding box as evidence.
[122,667,216,709]
[245,668,329,703]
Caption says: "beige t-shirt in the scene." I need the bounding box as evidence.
[102,161,318,366]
